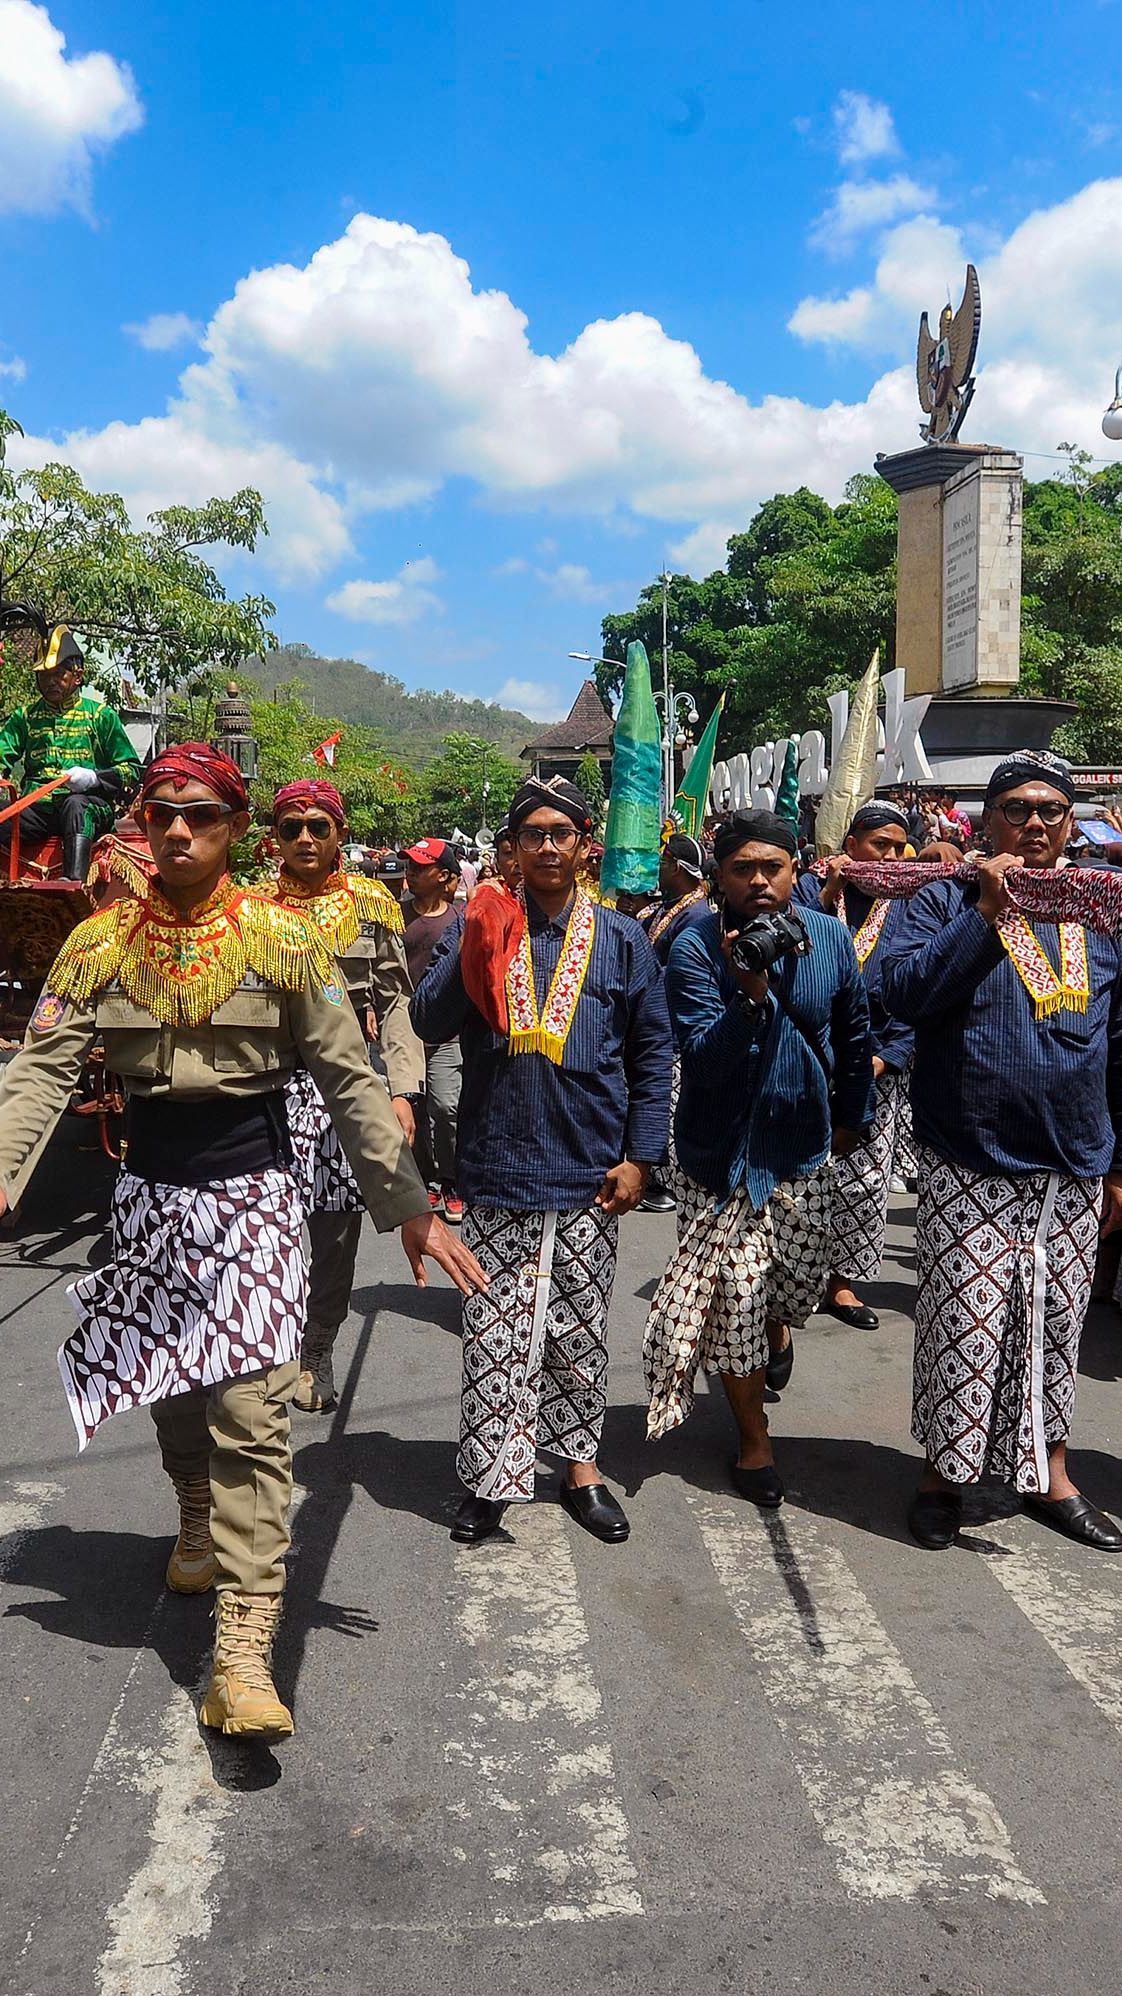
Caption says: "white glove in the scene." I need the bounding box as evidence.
[65,767,99,793]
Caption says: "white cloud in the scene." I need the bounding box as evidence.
[535,562,609,603]
[124,312,202,352]
[0,354,27,382]
[493,556,529,576]
[13,181,1122,589]
[0,0,142,217]
[497,677,566,722]
[326,558,442,625]
[810,175,936,252]
[833,90,899,166]
[670,520,738,575]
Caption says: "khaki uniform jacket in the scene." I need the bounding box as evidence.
[0,964,430,1226]
[336,923,424,1099]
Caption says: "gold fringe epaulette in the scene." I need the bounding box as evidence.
[347,872,404,935]
[272,868,404,951]
[44,906,126,1005]
[44,883,336,1028]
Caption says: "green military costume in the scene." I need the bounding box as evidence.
[0,623,140,881]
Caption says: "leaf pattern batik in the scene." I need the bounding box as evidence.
[504,886,596,1064]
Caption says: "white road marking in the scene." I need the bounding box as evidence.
[981,1526,1122,1730]
[97,1688,231,1996]
[688,1492,1043,1904]
[444,1503,643,1925]
[0,1478,62,1575]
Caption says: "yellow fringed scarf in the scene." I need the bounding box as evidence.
[269,868,404,950]
[46,878,335,1027]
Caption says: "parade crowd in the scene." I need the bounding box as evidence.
[2,623,1122,1743]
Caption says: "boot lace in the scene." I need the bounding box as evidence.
[216,1594,279,1693]
[171,1474,212,1555]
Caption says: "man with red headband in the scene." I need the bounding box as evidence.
[267,777,424,1412]
[0,743,486,1740]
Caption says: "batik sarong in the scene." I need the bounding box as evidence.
[912,1147,1100,1493]
[830,1070,904,1282]
[893,1067,918,1182]
[644,1166,832,1439]
[62,1168,306,1451]
[285,1064,364,1214]
[458,1203,618,1502]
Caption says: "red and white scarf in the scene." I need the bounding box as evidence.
[505,886,597,1064]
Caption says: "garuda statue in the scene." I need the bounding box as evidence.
[916,263,981,444]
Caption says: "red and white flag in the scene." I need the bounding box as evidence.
[313,731,342,768]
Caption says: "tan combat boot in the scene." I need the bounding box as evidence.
[165,1472,217,1594]
[199,1592,294,1739]
[291,1324,338,1413]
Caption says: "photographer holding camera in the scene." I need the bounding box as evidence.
[643,810,874,1505]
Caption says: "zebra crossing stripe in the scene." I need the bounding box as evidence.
[981,1526,1122,1730]
[687,1491,1044,1903]
[444,1502,643,1926]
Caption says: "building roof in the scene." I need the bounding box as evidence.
[521,679,614,757]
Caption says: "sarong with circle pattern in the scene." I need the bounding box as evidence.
[61,1167,306,1451]
[893,1063,918,1180]
[830,1069,904,1283]
[912,1146,1100,1493]
[285,1064,364,1214]
[458,1203,618,1502]
[644,1166,832,1439]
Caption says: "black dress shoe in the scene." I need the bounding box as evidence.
[1023,1492,1122,1550]
[907,1487,962,1549]
[765,1329,794,1393]
[558,1478,630,1542]
[730,1461,784,1508]
[450,1494,508,1543]
[825,1300,880,1330]
[638,1184,676,1214]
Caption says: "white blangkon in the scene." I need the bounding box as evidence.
[688,1493,1043,1903]
[445,1503,642,1925]
[97,1690,231,1996]
[982,1529,1122,1730]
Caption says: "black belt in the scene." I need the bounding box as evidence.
[124,1091,292,1187]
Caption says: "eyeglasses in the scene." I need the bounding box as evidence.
[515,824,581,853]
[141,798,234,831]
[996,798,1069,827]
[277,815,336,842]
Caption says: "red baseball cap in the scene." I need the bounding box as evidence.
[401,838,458,869]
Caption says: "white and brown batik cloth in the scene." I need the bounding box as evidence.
[644,1166,832,1439]
[912,1146,1100,1494]
[830,1069,905,1283]
[458,1203,618,1502]
[285,1064,364,1214]
[62,1167,306,1451]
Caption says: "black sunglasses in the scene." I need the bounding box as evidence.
[515,824,582,852]
[277,815,336,841]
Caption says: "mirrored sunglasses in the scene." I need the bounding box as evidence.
[141,798,234,831]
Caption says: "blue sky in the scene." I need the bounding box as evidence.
[2,0,1119,721]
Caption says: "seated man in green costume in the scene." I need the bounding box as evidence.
[0,621,141,884]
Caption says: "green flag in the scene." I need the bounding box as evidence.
[602,640,662,898]
[671,693,725,838]
[774,736,800,835]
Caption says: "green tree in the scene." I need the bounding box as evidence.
[575,749,606,827]
[600,475,897,753]
[247,683,420,843]
[1020,461,1122,760]
[0,407,276,712]
[415,732,522,835]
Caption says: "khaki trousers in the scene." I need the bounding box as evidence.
[306,1208,364,1331]
[149,1360,299,1596]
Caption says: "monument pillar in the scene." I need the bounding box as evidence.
[876,443,1023,699]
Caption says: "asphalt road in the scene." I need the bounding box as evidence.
[4,1120,1122,1996]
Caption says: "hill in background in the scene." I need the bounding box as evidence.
[243,643,536,767]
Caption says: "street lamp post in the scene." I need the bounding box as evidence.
[1104,366,1122,443]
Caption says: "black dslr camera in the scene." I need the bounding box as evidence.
[728,906,811,976]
